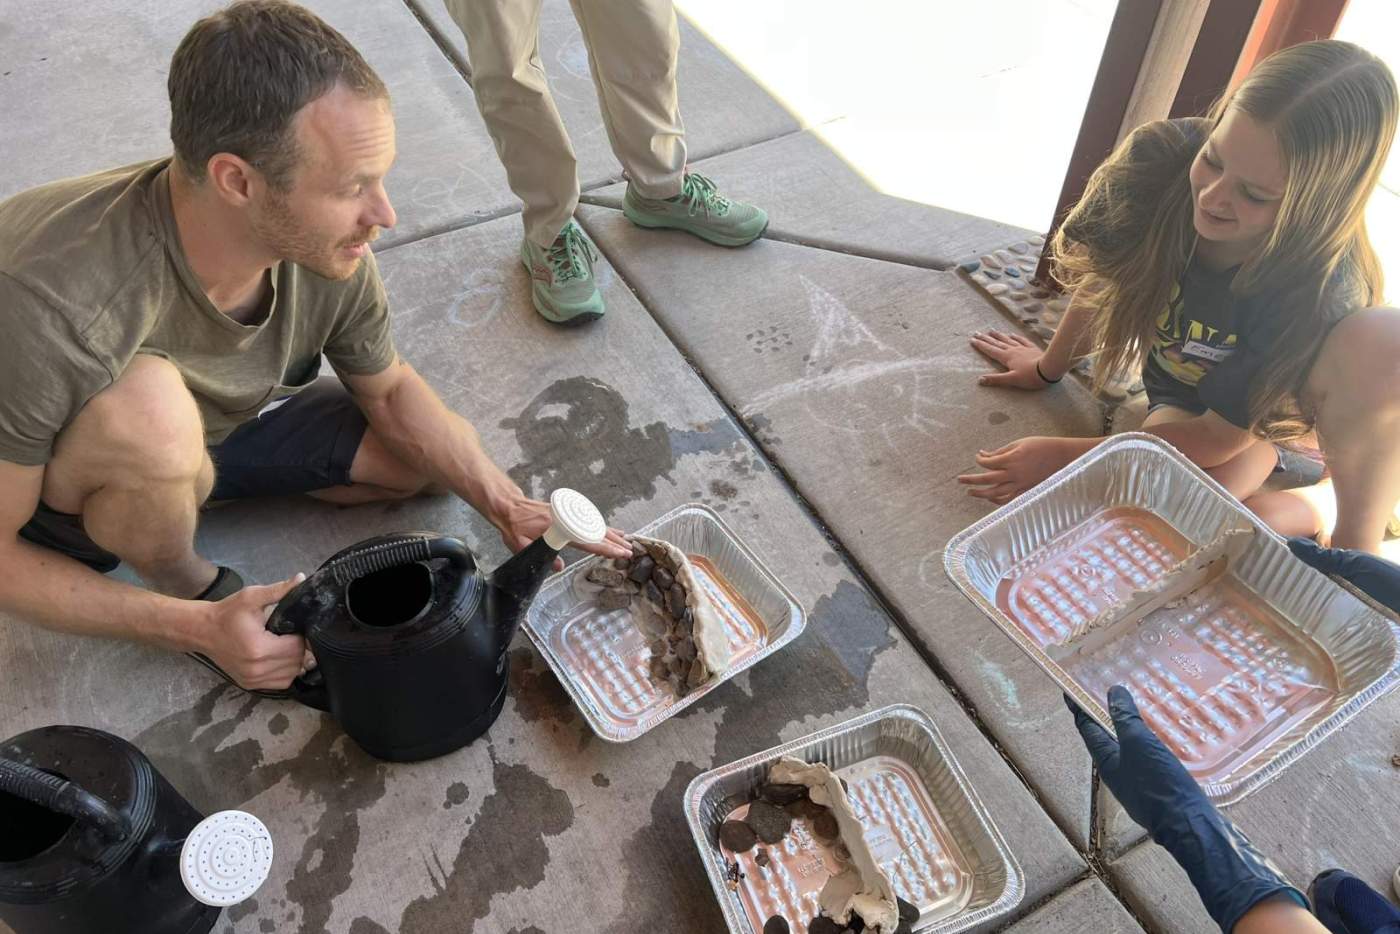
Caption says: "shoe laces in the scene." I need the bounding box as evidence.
[678,172,731,218]
[548,223,597,282]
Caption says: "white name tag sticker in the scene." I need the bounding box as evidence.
[1181,339,1234,363]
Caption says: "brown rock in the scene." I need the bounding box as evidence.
[628,556,655,583]
[652,566,675,591]
[813,811,838,842]
[667,583,687,618]
[597,589,632,611]
[719,819,758,852]
[759,783,808,806]
[746,800,792,844]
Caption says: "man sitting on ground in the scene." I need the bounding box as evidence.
[0,0,628,691]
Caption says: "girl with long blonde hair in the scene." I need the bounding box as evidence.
[961,39,1400,554]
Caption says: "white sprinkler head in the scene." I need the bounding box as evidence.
[180,810,273,908]
[543,489,607,551]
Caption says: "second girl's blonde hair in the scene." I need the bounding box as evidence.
[1053,39,1397,439]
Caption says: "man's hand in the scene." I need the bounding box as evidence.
[957,436,1090,504]
[197,575,309,690]
[971,330,1057,390]
[492,496,633,569]
[1067,686,1309,932]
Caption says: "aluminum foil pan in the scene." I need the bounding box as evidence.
[685,705,1023,933]
[945,432,1400,806]
[524,503,805,742]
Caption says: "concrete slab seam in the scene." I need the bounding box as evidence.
[373,203,526,257]
[399,0,474,84]
[575,199,956,273]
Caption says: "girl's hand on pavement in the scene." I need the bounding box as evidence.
[957,436,1080,505]
[971,330,1055,390]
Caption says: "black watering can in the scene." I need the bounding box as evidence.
[0,726,270,934]
[264,488,606,762]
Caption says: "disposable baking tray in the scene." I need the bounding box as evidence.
[524,503,805,742]
[685,705,1023,933]
[945,432,1400,805]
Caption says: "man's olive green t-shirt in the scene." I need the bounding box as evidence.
[0,159,397,466]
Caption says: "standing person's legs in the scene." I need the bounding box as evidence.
[567,0,686,199]
[445,0,580,248]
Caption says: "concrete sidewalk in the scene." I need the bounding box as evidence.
[2,2,1395,933]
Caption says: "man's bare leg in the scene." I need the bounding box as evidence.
[306,425,443,505]
[41,355,218,597]
[1306,308,1400,553]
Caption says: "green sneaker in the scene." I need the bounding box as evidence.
[520,220,605,325]
[623,172,768,247]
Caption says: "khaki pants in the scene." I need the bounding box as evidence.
[445,0,688,247]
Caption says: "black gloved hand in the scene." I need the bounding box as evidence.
[1068,686,1308,932]
[1288,537,1400,613]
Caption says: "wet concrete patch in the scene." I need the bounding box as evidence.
[396,752,574,931]
[348,918,392,934]
[606,760,724,932]
[133,686,391,934]
[501,376,674,516]
[509,646,580,729]
[443,782,470,809]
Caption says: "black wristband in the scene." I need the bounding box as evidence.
[1036,361,1063,384]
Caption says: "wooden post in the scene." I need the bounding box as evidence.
[1034,0,1165,284]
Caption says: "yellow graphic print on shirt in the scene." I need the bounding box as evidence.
[1149,281,1238,386]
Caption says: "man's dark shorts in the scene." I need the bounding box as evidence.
[19,378,367,573]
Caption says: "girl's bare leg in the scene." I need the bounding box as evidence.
[1143,405,1279,500]
[1305,308,1400,554]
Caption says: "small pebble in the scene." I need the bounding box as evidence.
[754,848,771,868]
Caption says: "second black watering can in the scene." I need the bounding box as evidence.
[264,488,606,762]
[0,725,270,934]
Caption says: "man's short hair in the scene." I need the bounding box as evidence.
[168,0,388,189]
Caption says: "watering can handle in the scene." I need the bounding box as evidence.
[265,535,474,639]
[0,756,130,842]
[323,534,474,586]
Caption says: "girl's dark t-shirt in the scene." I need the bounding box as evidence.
[1142,258,1282,428]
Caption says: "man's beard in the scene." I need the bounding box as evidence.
[253,192,375,280]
